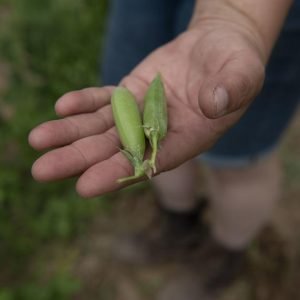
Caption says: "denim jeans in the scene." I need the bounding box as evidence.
[101,0,300,167]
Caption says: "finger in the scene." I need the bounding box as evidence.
[76,132,198,198]
[120,74,148,102]
[31,128,120,182]
[55,86,114,116]
[198,55,265,118]
[29,105,113,150]
[75,127,202,199]
[76,151,140,198]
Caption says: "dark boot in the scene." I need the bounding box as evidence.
[157,236,245,300]
[112,198,209,265]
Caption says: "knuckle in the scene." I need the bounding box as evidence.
[236,72,252,98]
[231,70,258,109]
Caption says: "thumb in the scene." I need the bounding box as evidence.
[199,56,265,119]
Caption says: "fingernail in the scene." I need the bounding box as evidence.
[214,86,229,117]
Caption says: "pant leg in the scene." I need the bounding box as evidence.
[173,0,195,35]
[101,0,180,85]
[173,2,300,250]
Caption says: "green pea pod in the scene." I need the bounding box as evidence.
[111,87,146,183]
[143,73,168,174]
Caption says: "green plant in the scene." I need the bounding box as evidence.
[0,0,109,297]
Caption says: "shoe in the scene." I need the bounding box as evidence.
[192,235,245,290]
[112,197,209,265]
[157,237,245,300]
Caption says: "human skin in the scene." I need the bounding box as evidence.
[28,0,293,198]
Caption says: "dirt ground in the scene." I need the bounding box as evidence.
[70,111,300,300]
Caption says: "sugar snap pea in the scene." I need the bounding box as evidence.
[111,87,146,183]
[143,73,168,174]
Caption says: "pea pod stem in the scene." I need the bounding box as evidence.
[117,149,145,183]
[117,166,145,183]
[146,130,158,174]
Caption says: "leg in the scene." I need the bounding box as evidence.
[102,0,199,214]
[105,0,206,264]
[205,152,281,250]
[114,160,207,265]
[147,0,200,214]
[152,159,199,212]
[200,1,300,249]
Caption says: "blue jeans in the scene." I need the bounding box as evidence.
[101,0,300,167]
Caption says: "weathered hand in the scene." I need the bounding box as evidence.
[29,19,265,197]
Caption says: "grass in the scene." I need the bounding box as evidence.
[0,0,109,299]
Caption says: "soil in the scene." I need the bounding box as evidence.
[71,111,300,300]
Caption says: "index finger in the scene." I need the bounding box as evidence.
[55,86,114,116]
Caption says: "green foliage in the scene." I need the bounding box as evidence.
[0,273,80,300]
[0,0,108,298]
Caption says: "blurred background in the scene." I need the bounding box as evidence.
[0,0,300,299]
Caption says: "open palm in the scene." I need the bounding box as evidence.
[29,22,265,197]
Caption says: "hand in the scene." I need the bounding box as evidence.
[29,17,265,198]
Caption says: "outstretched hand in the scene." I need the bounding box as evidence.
[29,19,265,197]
